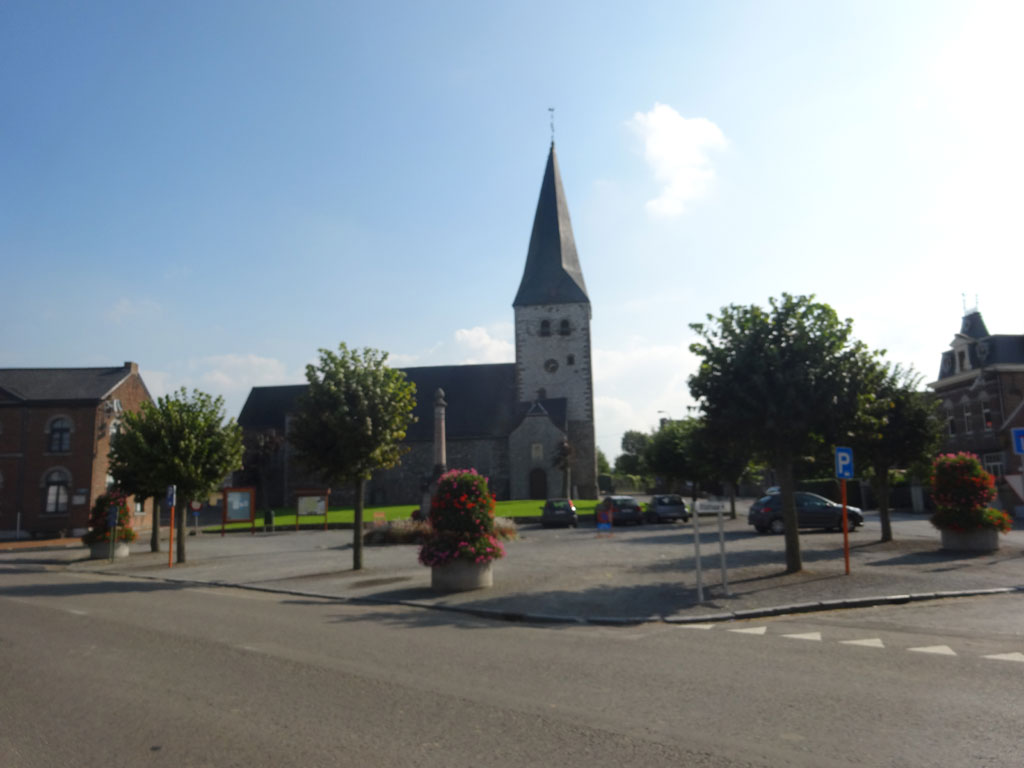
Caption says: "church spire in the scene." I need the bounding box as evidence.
[513,144,589,307]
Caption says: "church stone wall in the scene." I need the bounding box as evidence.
[515,302,597,498]
[508,413,568,499]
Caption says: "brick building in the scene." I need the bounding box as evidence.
[0,362,153,538]
[237,143,598,506]
[928,310,1024,511]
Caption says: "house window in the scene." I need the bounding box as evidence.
[539,320,551,337]
[48,417,72,452]
[531,443,544,461]
[982,405,993,431]
[962,402,972,433]
[946,409,956,436]
[43,469,70,514]
[567,354,575,366]
[957,350,967,371]
[983,453,1005,478]
[559,319,571,336]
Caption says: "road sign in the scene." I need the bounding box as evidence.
[166,485,177,508]
[1012,428,1024,455]
[189,500,203,512]
[835,446,854,479]
[107,505,118,528]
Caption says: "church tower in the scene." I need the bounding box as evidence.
[513,143,597,498]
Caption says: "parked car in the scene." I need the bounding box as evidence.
[748,492,863,534]
[645,494,690,524]
[595,495,644,525]
[540,498,578,528]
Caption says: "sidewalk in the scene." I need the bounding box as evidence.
[6,512,1024,625]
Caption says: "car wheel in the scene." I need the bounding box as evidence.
[754,525,768,534]
[769,518,785,535]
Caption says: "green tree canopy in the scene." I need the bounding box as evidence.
[596,447,611,476]
[850,363,943,541]
[689,293,876,572]
[109,388,243,563]
[289,343,417,570]
[646,418,700,492]
[614,429,651,475]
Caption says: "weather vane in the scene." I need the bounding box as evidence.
[548,107,555,144]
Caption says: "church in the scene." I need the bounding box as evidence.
[237,144,598,506]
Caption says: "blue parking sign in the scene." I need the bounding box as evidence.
[835,447,854,479]
[1012,428,1024,455]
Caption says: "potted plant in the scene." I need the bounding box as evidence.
[418,468,505,591]
[82,490,137,559]
[929,452,1012,552]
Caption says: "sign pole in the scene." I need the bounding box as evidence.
[716,505,730,596]
[692,499,704,603]
[835,448,853,576]
[167,485,176,569]
[841,479,850,575]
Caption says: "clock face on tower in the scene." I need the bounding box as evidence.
[544,358,559,373]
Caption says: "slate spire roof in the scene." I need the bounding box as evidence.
[513,143,589,307]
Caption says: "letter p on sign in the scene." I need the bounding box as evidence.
[835,447,854,479]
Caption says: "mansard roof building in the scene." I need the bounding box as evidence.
[238,144,598,506]
[928,310,1024,509]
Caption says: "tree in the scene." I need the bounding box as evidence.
[851,363,943,542]
[107,415,166,552]
[646,418,700,495]
[552,438,574,497]
[689,294,876,572]
[615,430,651,475]
[289,344,417,571]
[109,389,244,563]
[596,447,611,476]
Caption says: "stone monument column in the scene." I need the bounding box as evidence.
[421,388,448,520]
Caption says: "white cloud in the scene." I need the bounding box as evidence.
[453,324,514,364]
[628,102,728,218]
[193,354,292,393]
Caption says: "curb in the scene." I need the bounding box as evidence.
[77,567,1024,627]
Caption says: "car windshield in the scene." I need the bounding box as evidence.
[549,501,571,510]
[661,495,683,504]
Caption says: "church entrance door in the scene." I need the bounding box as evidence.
[529,468,547,499]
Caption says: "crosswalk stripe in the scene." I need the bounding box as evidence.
[982,652,1024,663]
[840,638,885,648]
[908,645,956,655]
[782,632,822,641]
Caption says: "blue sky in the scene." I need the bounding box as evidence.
[3,1,1021,462]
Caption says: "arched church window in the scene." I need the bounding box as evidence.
[539,320,551,337]
[559,319,570,336]
[43,468,70,514]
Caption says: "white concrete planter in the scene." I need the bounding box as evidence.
[939,527,1000,553]
[431,559,493,592]
[89,541,131,560]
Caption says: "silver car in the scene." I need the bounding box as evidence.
[645,494,690,523]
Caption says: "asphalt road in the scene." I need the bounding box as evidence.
[3,564,1022,767]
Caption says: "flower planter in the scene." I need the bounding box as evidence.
[431,559,493,592]
[939,527,999,553]
[89,541,131,560]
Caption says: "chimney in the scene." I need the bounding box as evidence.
[124,361,139,374]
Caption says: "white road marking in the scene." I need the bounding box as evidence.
[841,638,885,648]
[782,632,822,641]
[729,626,767,635]
[908,645,957,656]
[676,623,715,630]
[983,652,1024,663]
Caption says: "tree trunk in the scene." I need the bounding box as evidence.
[352,478,365,570]
[877,474,893,543]
[176,500,186,564]
[149,496,160,553]
[777,461,802,573]
[561,467,571,498]
[727,481,737,519]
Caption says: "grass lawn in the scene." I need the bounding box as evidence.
[209,498,599,532]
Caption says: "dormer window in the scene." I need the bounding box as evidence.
[957,350,966,371]
[559,319,571,336]
[539,320,551,337]
[962,402,972,433]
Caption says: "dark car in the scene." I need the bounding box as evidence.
[595,495,644,525]
[748,492,863,534]
[645,494,690,524]
[540,498,578,528]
